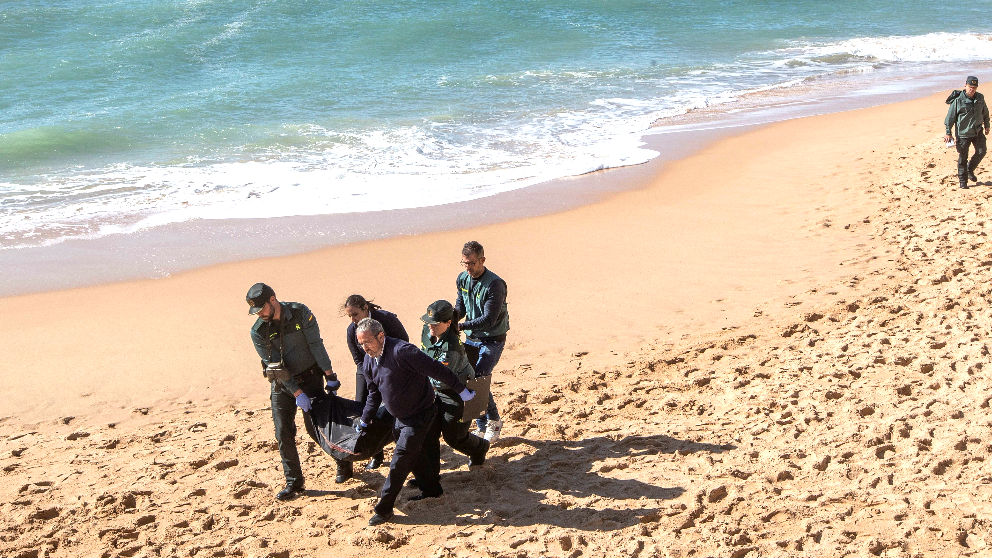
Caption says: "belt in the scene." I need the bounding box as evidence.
[469,334,506,343]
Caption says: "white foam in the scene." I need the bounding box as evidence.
[5,31,991,251]
[783,32,992,64]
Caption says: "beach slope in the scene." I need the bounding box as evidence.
[3,92,991,557]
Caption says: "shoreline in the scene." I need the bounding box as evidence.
[3,65,987,298]
[0,90,952,424]
[4,85,991,557]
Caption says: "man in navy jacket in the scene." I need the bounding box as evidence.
[355,317,476,526]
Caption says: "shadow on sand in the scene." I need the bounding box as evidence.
[385,433,736,530]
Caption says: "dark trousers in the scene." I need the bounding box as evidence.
[270,370,322,486]
[374,404,442,516]
[437,395,487,458]
[355,366,385,462]
[355,364,370,403]
[464,338,504,429]
[957,134,987,182]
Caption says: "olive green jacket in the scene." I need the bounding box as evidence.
[945,91,990,138]
[420,324,475,403]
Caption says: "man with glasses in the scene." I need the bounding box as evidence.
[247,282,350,501]
[455,241,509,444]
[945,75,989,189]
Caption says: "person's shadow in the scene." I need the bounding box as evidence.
[389,433,734,530]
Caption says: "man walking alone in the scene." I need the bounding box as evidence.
[945,75,990,189]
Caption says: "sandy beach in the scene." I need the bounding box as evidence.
[4,89,992,557]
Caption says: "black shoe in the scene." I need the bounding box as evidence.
[408,488,443,501]
[365,451,384,470]
[275,483,304,501]
[368,512,393,526]
[406,477,420,489]
[969,170,978,182]
[469,439,490,467]
[961,184,970,189]
[335,461,353,484]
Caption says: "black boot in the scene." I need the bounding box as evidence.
[335,460,353,483]
[470,438,490,467]
[365,450,384,470]
[276,481,305,501]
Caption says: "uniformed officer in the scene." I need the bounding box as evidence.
[247,282,350,501]
[945,75,990,189]
[420,299,489,467]
[455,241,509,444]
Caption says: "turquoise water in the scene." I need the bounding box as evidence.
[2,0,992,248]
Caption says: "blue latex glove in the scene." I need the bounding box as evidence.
[354,419,368,434]
[459,388,475,402]
[324,375,341,395]
[295,393,312,413]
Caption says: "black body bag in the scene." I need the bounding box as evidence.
[306,394,394,462]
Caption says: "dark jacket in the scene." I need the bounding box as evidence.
[454,268,509,340]
[346,308,409,365]
[361,337,465,423]
[250,302,333,393]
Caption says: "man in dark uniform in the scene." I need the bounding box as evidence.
[455,240,509,444]
[945,75,990,189]
[247,282,350,501]
[354,317,476,526]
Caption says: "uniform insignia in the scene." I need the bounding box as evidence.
[295,323,301,330]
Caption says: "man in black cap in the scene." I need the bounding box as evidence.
[247,282,350,501]
[945,75,989,189]
[354,317,476,526]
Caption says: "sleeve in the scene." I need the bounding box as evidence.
[346,324,364,365]
[251,328,271,366]
[360,360,381,424]
[381,311,410,342]
[460,278,506,332]
[299,306,334,372]
[454,274,466,321]
[945,102,957,135]
[280,376,303,395]
[983,100,990,130]
[400,342,466,394]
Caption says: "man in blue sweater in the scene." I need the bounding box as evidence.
[355,317,476,526]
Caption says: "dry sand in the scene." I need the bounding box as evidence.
[3,91,991,557]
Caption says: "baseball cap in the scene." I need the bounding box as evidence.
[421,299,454,324]
[246,283,275,314]
[967,76,979,86]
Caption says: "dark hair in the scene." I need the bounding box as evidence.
[341,294,382,313]
[462,240,484,258]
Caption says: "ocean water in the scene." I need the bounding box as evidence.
[2,0,992,251]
